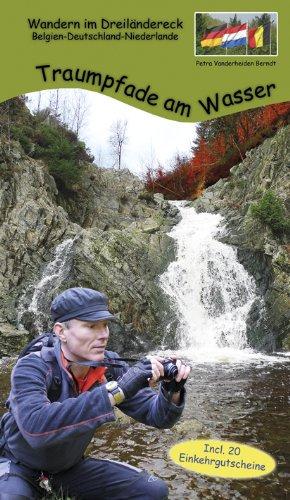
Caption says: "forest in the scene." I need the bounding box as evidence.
[145,102,290,199]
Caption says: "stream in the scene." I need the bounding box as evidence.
[0,202,289,498]
[1,355,289,499]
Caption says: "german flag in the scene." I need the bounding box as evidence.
[248,23,271,48]
[201,24,227,48]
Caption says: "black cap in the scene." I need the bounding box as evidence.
[51,287,116,323]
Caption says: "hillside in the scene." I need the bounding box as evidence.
[0,98,179,355]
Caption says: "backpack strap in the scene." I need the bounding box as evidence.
[47,359,62,402]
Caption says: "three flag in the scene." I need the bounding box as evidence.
[201,22,271,49]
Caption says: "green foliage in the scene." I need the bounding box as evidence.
[33,123,89,189]
[10,124,34,153]
[229,14,241,26]
[195,13,207,40]
[250,13,271,27]
[47,159,82,186]
[251,190,290,235]
[226,46,247,56]
[235,178,247,189]
[0,96,31,137]
[0,97,94,192]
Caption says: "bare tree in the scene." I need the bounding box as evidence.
[60,93,71,126]
[33,90,89,138]
[139,145,158,179]
[36,92,42,113]
[69,90,89,137]
[49,90,61,117]
[109,120,128,170]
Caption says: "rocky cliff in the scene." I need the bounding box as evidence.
[193,126,290,351]
[1,121,289,357]
[0,139,179,356]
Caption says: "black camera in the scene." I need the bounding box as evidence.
[161,358,178,381]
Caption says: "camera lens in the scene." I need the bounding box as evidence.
[162,359,178,380]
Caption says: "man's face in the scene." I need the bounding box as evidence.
[60,318,110,362]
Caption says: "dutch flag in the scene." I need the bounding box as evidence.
[221,23,247,48]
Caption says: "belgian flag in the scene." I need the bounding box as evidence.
[201,24,227,48]
[248,23,271,48]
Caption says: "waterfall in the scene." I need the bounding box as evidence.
[160,202,258,360]
[18,238,76,333]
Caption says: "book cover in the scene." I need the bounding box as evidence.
[0,1,289,499]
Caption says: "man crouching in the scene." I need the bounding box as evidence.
[0,287,190,499]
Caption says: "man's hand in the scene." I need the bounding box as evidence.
[146,355,165,386]
[161,356,191,404]
[117,358,153,399]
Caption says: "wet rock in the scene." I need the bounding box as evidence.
[114,408,134,426]
[174,419,204,438]
[153,193,164,206]
[140,218,162,234]
[0,322,29,357]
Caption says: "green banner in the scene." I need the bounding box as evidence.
[1,0,288,121]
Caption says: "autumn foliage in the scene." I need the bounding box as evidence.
[145,102,290,200]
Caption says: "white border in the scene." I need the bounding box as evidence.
[194,12,278,57]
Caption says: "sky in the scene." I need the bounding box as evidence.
[27,90,196,178]
[207,12,277,24]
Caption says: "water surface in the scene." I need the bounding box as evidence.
[1,356,289,499]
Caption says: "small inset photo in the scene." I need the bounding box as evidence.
[195,12,278,56]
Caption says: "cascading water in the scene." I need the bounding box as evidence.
[160,202,258,361]
[18,238,76,333]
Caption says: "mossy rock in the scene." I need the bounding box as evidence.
[0,323,29,357]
